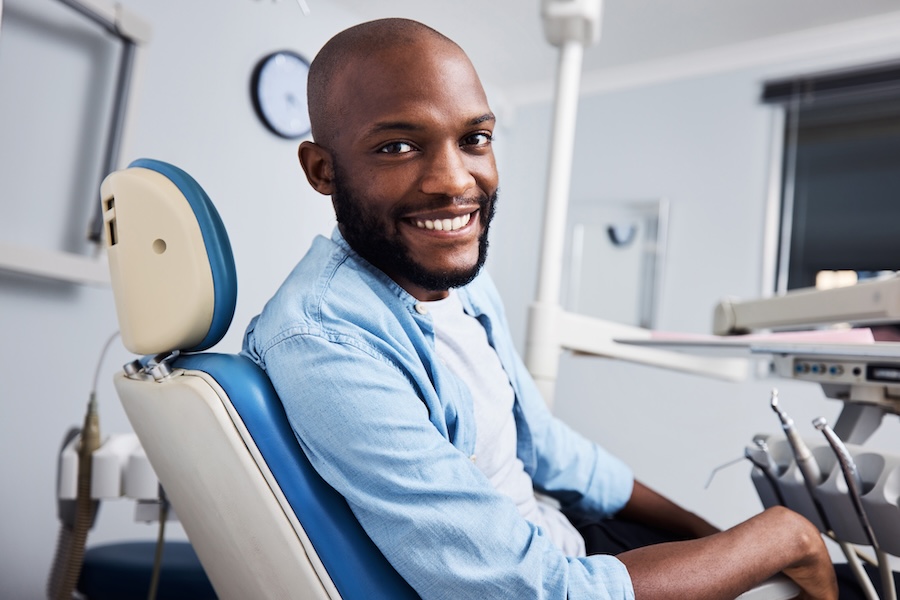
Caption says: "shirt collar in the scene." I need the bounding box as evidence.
[330,226,420,308]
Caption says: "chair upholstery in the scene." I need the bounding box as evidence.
[102,159,418,599]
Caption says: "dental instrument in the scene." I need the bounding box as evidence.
[772,390,880,600]
[752,436,782,477]
[771,389,825,501]
[815,417,896,600]
[744,436,786,506]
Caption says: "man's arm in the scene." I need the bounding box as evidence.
[617,479,720,539]
[262,333,636,599]
[618,505,837,600]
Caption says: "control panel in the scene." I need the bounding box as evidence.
[777,356,900,390]
[754,343,900,414]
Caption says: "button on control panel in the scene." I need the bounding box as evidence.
[792,358,900,386]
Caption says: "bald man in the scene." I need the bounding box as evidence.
[243,18,837,599]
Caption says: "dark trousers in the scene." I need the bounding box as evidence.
[564,510,899,600]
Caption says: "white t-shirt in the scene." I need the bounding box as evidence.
[423,291,586,557]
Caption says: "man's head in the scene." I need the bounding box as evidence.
[298,18,499,301]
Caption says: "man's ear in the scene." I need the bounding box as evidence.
[298,141,335,195]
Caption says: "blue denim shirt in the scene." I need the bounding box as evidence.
[242,229,635,599]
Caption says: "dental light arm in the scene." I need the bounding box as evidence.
[531,0,600,319]
[526,0,749,405]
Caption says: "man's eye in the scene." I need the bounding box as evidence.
[463,133,493,147]
[378,141,415,154]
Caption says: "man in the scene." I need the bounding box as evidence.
[243,18,837,599]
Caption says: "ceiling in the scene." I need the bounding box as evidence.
[325,0,900,93]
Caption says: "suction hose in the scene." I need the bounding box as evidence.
[46,394,101,600]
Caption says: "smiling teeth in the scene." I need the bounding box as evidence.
[415,213,471,232]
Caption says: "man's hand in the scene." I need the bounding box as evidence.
[617,506,837,600]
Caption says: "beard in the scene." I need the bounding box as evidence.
[331,164,497,293]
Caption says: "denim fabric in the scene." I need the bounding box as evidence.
[242,228,635,599]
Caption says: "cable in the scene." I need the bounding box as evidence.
[92,331,121,394]
[147,488,169,600]
[46,330,120,600]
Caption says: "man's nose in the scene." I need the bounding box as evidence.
[420,143,475,198]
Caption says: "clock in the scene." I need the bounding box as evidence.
[250,50,311,139]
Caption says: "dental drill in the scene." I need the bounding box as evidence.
[771,389,825,503]
[815,417,896,600]
[771,389,879,600]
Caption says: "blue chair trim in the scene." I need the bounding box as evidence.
[128,159,237,351]
[175,353,420,600]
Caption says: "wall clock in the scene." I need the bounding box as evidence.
[251,50,311,139]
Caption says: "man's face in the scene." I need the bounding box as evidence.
[332,162,497,294]
[323,42,499,300]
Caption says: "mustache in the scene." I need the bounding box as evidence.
[391,191,496,220]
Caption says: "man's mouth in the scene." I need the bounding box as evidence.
[413,212,473,232]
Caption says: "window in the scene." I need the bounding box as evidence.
[763,62,900,292]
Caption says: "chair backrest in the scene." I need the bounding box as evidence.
[101,159,419,599]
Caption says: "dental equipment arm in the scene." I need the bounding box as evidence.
[714,276,900,335]
[815,417,897,600]
[528,0,600,404]
[526,0,749,405]
[525,305,750,403]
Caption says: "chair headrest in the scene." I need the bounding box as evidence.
[101,159,237,355]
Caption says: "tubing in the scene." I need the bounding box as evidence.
[47,394,101,600]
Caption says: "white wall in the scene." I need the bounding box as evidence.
[2,2,900,598]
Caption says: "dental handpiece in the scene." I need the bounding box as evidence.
[771,389,823,486]
[770,389,831,531]
[812,416,878,550]
[815,417,896,600]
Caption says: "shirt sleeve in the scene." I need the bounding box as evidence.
[260,331,635,600]
[514,347,635,516]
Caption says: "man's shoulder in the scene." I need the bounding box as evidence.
[245,233,411,356]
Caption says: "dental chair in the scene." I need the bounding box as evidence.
[100,158,798,600]
[101,158,418,599]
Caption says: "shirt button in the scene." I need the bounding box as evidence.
[414,303,428,315]
[469,454,477,463]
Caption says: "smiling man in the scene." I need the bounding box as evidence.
[243,18,837,599]
[299,24,498,300]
